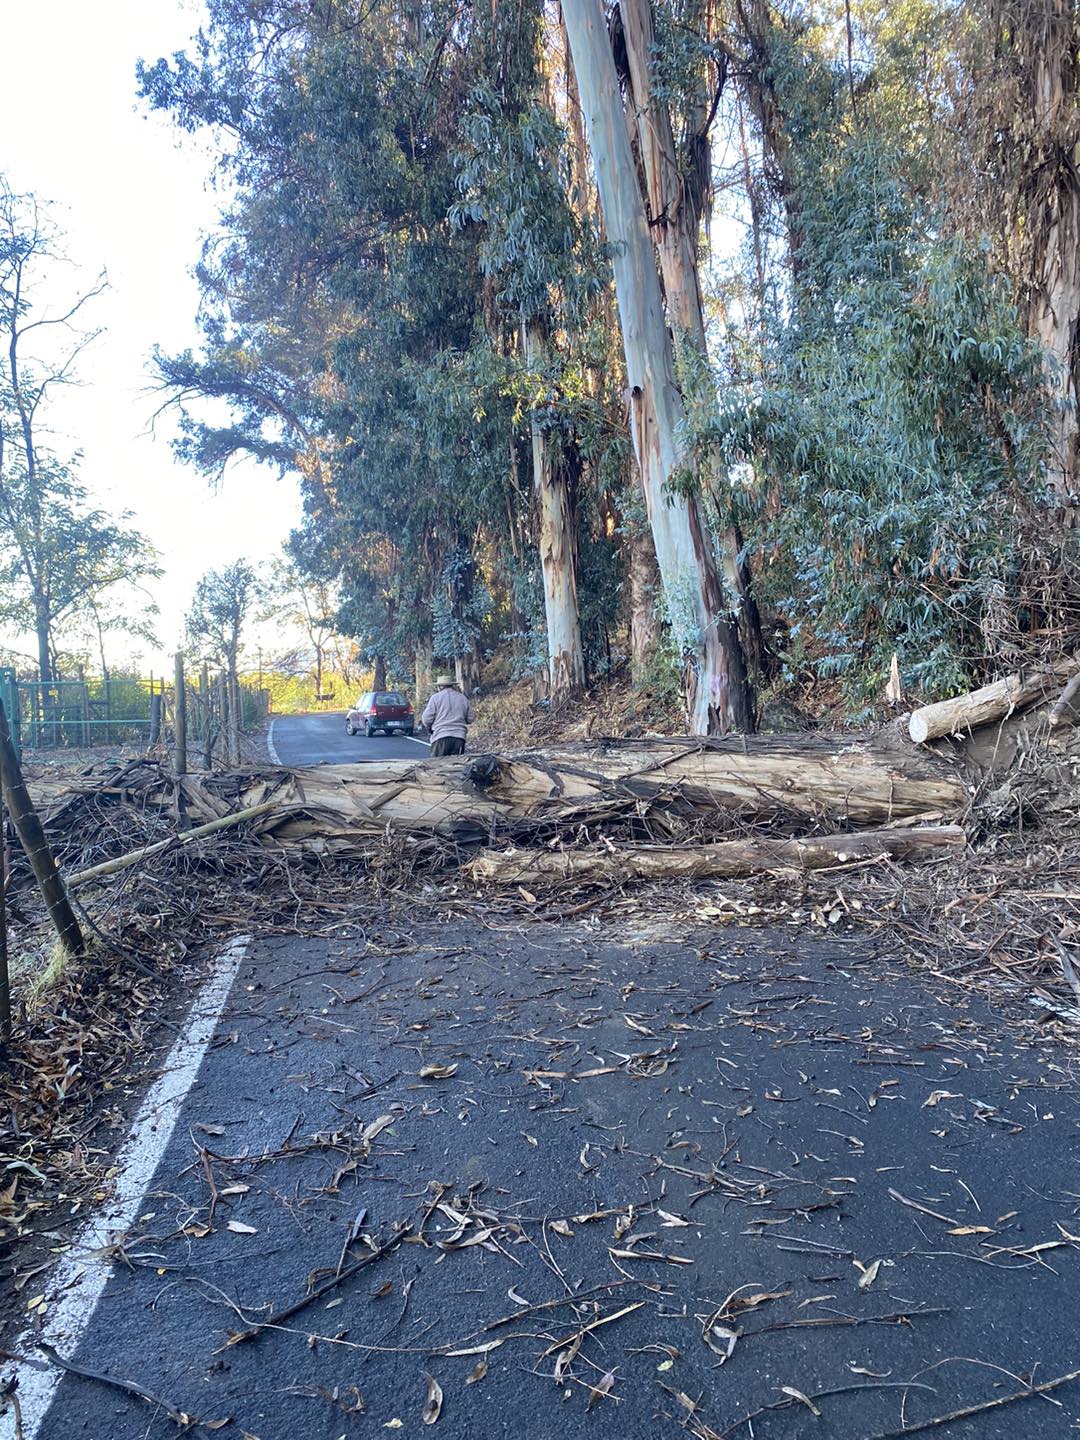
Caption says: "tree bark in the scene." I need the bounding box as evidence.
[415,636,434,701]
[35,610,52,686]
[373,654,387,691]
[467,825,966,887]
[1049,668,1080,728]
[562,0,752,734]
[39,738,967,877]
[1006,0,1080,510]
[627,458,661,685]
[525,321,586,699]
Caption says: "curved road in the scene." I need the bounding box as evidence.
[268,709,429,765]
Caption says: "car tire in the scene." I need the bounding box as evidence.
[345,721,355,735]
[364,722,373,737]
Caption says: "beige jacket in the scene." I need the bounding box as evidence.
[421,686,475,741]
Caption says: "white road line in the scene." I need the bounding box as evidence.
[0,934,252,1440]
[406,735,430,749]
[266,717,281,764]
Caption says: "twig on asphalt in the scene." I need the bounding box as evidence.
[225,1222,412,1344]
[1,1342,212,1432]
[483,1278,635,1330]
[862,1366,1080,1438]
[538,1300,645,1358]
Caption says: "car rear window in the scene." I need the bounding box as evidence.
[374,691,407,705]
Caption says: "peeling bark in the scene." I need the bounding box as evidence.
[468,825,966,888]
[562,0,752,733]
[1020,0,1080,509]
[414,636,433,699]
[627,457,661,685]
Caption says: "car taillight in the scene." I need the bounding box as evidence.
[406,704,413,714]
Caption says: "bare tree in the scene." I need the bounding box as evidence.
[0,178,149,683]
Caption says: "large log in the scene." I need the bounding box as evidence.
[33,738,966,874]
[467,825,966,888]
[240,736,965,849]
[908,660,1076,744]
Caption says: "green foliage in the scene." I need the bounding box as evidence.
[696,14,1049,700]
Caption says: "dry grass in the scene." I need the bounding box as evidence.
[470,677,685,750]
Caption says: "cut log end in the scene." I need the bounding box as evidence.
[907,712,931,745]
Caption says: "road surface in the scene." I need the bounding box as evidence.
[6,717,1080,1437]
[269,709,429,765]
[7,917,1080,1439]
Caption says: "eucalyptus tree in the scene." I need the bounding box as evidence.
[141,0,517,690]
[950,0,1080,514]
[611,0,763,678]
[452,15,605,698]
[562,0,753,732]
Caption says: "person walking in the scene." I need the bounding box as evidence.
[421,674,475,757]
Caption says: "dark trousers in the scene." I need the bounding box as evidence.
[430,735,466,758]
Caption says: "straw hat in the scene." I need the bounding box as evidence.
[434,674,455,686]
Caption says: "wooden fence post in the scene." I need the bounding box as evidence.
[201,663,214,769]
[0,697,84,957]
[229,672,241,766]
[174,653,188,776]
[149,687,162,747]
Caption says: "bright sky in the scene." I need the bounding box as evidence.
[0,0,303,674]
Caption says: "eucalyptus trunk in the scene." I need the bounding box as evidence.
[562,0,752,733]
[620,0,763,680]
[1021,0,1080,510]
[525,321,586,699]
[34,607,52,686]
[628,467,661,685]
[415,635,433,700]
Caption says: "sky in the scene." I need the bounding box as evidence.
[0,0,304,673]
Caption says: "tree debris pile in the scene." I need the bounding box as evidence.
[18,734,967,893]
[5,687,1079,1022]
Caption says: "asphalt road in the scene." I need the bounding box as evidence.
[10,918,1080,1439]
[269,710,429,765]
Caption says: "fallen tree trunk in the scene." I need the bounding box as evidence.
[231,737,965,854]
[467,825,966,888]
[32,737,966,875]
[908,660,1076,743]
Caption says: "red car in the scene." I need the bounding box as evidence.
[345,689,415,737]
